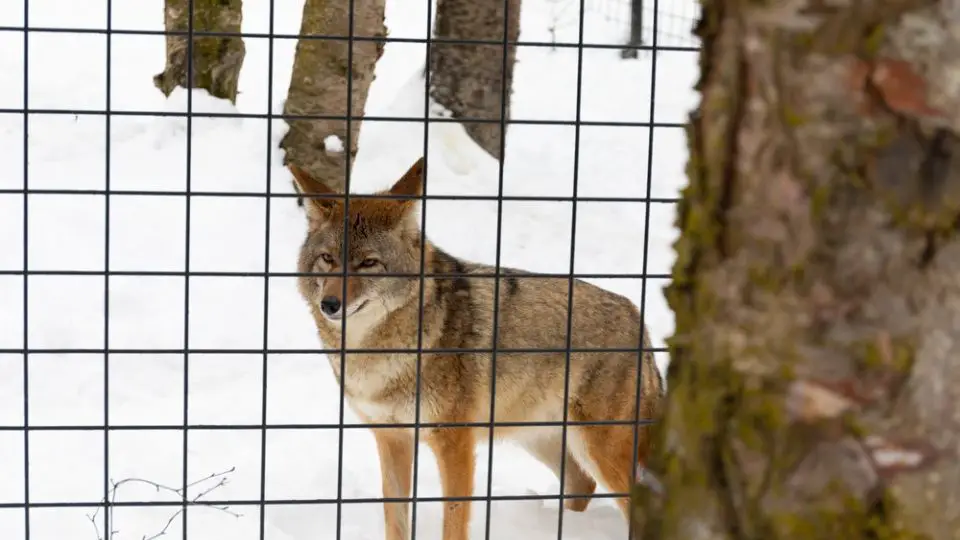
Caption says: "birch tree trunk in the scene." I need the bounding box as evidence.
[633,1,960,538]
[280,0,387,195]
[154,0,245,104]
[429,0,521,160]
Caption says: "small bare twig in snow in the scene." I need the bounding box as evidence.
[85,466,242,540]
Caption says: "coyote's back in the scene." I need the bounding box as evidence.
[427,248,663,434]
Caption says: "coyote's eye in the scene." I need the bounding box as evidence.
[320,253,335,265]
[359,257,379,268]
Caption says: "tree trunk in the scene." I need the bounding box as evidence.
[429,0,521,160]
[153,0,245,104]
[633,1,960,539]
[280,0,387,195]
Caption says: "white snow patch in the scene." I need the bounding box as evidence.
[323,134,344,154]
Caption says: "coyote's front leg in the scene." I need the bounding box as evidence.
[428,428,476,540]
[373,428,414,540]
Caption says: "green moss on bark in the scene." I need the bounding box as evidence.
[771,492,928,540]
[154,0,245,104]
[631,0,940,538]
[859,336,915,373]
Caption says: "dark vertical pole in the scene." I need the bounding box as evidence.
[482,0,512,534]
[22,0,31,536]
[259,0,277,537]
[558,0,587,536]
[182,0,196,537]
[629,0,660,535]
[103,0,113,535]
[411,3,435,538]
[620,0,644,59]
[336,0,358,536]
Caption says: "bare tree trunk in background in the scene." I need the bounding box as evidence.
[154,0,245,104]
[632,1,960,539]
[429,0,521,160]
[280,0,387,195]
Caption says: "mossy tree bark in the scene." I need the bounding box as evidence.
[633,1,960,539]
[280,0,387,195]
[154,0,245,104]
[429,0,521,160]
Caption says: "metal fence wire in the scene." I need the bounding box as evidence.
[584,0,702,50]
[1,0,701,538]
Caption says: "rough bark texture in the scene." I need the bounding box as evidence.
[154,0,245,104]
[633,0,960,538]
[429,0,521,160]
[280,0,387,195]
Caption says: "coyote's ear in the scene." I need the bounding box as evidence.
[288,164,338,219]
[388,157,425,199]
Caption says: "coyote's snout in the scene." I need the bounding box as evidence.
[316,277,368,321]
[290,158,664,540]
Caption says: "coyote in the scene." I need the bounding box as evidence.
[289,159,664,540]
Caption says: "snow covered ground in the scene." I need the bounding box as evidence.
[0,0,699,538]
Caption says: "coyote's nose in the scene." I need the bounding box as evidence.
[320,296,342,316]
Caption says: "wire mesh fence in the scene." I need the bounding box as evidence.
[581,0,701,51]
[0,0,700,538]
